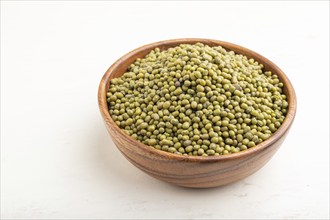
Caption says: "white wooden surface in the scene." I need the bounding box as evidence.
[1,1,329,219]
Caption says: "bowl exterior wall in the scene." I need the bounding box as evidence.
[105,121,290,188]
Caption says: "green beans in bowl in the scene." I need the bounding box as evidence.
[98,39,296,188]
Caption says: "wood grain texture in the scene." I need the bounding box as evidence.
[98,38,297,188]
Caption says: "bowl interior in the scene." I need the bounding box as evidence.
[98,38,296,161]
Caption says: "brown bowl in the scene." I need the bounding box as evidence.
[98,38,296,188]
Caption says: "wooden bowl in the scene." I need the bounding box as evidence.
[98,38,296,188]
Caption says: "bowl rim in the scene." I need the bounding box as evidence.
[98,38,297,162]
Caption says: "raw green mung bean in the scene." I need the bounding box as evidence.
[107,43,287,156]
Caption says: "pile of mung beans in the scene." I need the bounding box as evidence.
[107,43,288,156]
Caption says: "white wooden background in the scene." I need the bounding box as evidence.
[1,1,329,219]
